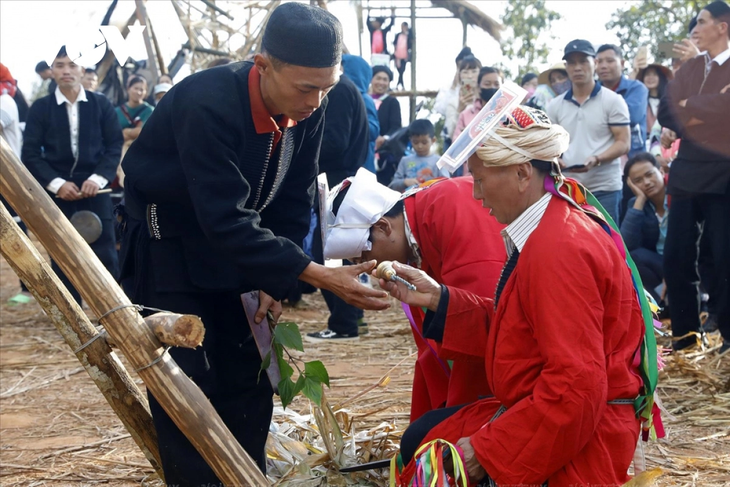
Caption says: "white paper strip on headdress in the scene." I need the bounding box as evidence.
[317,173,330,249]
[437,81,527,173]
[322,168,402,260]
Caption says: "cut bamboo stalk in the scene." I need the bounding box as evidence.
[0,138,268,486]
[106,312,205,349]
[0,202,163,478]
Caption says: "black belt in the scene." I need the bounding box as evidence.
[123,202,200,240]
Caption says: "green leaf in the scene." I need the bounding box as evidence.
[278,377,298,409]
[294,374,306,395]
[257,351,271,384]
[274,322,304,352]
[273,342,293,379]
[301,378,323,406]
[277,374,305,410]
[275,344,294,380]
[304,360,330,387]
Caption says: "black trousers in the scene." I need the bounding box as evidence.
[400,404,466,465]
[321,287,362,335]
[630,248,663,302]
[312,209,362,335]
[664,187,730,350]
[55,194,119,303]
[121,248,273,486]
[395,59,408,89]
[698,229,717,314]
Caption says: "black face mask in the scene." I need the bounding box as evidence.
[480,88,498,103]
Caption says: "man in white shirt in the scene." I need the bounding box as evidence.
[547,39,631,223]
[22,46,123,303]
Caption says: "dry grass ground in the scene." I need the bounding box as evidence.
[1,249,728,486]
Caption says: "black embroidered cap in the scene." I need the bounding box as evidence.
[262,3,343,68]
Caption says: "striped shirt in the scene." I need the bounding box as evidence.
[501,192,552,258]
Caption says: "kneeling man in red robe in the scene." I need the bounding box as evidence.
[380,107,645,487]
[322,170,506,421]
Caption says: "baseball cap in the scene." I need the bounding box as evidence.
[562,39,596,60]
[153,83,173,96]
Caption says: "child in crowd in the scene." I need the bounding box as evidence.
[389,119,449,192]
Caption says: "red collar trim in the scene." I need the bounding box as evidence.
[248,67,296,135]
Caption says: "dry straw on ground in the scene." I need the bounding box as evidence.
[1,252,728,486]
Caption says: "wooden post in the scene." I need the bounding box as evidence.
[0,202,164,480]
[134,0,159,85]
[0,139,268,485]
[356,2,363,57]
[409,0,417,123]
[462,15,468,47]
[146,18,168,75]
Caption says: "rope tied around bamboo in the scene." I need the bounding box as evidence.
[74,304,207,354]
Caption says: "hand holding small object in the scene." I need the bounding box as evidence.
[374,261,442,311]
[376,261,417,290]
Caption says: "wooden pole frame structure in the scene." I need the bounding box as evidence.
[0,202,164,479]
[135,0,160,86]
[0,138,268,485]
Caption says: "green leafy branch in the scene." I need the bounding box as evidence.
[260,319,330,409]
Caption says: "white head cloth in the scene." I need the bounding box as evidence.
[475,106,570,172]
[323,168,402,260]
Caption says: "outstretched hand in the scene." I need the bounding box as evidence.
[374,261,442,311]
[325,260,391,310]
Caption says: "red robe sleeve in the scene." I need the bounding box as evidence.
[470,244,609,486]
[438,287,493,361]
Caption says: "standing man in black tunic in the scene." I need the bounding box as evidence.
[119,4,389,485]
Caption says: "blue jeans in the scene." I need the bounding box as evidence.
[592,190,622,224]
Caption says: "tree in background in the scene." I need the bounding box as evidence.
[499,0,561,81]
[607,0,701,62]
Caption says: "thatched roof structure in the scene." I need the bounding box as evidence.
[430,0,503,41]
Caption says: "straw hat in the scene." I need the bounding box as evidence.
[537,62,567,85]
[636,63,674,82]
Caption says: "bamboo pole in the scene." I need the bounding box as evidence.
[135,0,159,85]
[146,18,168,76]
[0,202,164,480]
[107,312,206,349]
[0,138,268,485]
